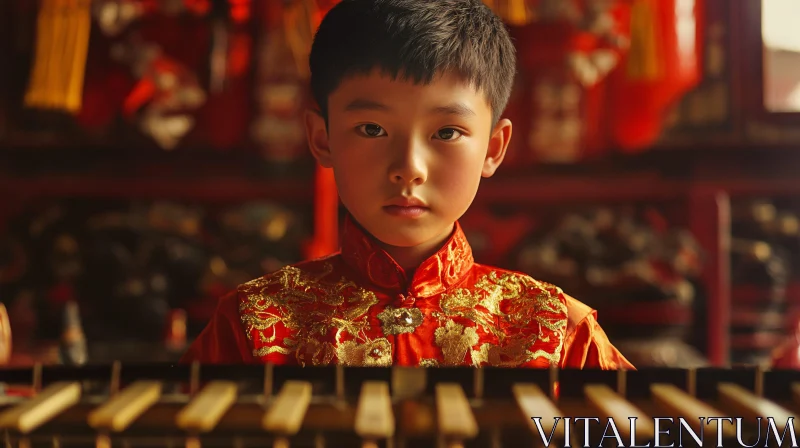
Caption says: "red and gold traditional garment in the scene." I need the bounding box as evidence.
[181,215,634,369]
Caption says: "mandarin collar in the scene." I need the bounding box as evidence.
[339,214,474,297]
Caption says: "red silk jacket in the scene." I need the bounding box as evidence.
[182,216,634,369]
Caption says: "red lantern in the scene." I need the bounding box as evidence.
[497,0,703,165]
[504,0,630,164]
[606,0,704,152]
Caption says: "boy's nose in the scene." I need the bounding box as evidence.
[388,140,428,186]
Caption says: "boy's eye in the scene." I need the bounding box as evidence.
[435,128,462,141]
[358,124,386,137]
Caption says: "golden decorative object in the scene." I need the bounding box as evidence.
[24,0,92,113]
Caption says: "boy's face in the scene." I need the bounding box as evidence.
[306,71,511,250]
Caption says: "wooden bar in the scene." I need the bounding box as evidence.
[88,381,162,431]
[263,381,312,434]
[686,368,697,397]
[175,381,237,433]
[473,368,484,400]
[512,383,564,441]
[584,384,654,442]
[549,366,558,400]
[109,361,122,396]
[264,363,274,399]
[435,383,478,447]
[0,382,81,433]
[718,383,797,432]
[189,362,201,396]
[616,369,627,396]
[354,381,394,443]
[651,383,735,438]
[335,365,344,402]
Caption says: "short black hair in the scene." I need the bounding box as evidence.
[309,0,517,125]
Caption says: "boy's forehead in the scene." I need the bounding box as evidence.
[337,69,478,91]
[329,70,491,112]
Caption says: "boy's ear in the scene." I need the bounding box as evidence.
[305,109,333,168]
[482,118,512,177]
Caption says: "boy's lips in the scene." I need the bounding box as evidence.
[383,197,429,218]
[385,197,428,208]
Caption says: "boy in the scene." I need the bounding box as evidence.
[182,0,633,369]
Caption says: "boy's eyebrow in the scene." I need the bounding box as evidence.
[430,103,476,118]
[344,99,477,118]
[344,98,392,112]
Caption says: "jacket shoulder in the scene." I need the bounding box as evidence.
[237,253,343,295]
[235,253,345,318]
[472,264,592,323]
[472,263,565,298]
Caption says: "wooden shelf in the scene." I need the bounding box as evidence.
[697,179,800,198]
[0,175,314,203]
[0,149,315,204]
[477,173,682,204]
[476,174,800,205]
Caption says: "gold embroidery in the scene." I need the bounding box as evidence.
[471,339,531,367]
[440,288,479,310]
[257,328,280,345]
[336,338,392,366]
[239,264,380,366]
[439,288,498,337]
[296,339,337,366]
[436,271,568,367]
[377,306,424,335]
[479,286,505,316]
[239,261,567,368]
[530,278,560,292]
[419,358,439,367]
[253,345,292,357]
[434,320,479,365]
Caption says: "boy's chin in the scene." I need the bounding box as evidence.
[367,223,453,249]
[374,234,431,248]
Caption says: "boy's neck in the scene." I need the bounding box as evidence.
[376,223,456,277]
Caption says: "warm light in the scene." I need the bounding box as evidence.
[789,84,800,108]
[675,0,697,74]
[762,0,800,111]
[763,0,800,52]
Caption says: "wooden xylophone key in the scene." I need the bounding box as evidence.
[0,382,81,448]
[176,380,238,448]
[435,383,478,448]
[584,383,655,446]
[88,381,162,448]
[650,383,736,443]
[512,383,564,446]
[718,382,798,436]
[263,380,312,448]
[354,381,394,448]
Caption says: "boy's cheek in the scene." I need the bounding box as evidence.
[432,154,486,180]
[336,149,390,173]
[338,156,384,176]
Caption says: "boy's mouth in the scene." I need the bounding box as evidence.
[383,197,429,218]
